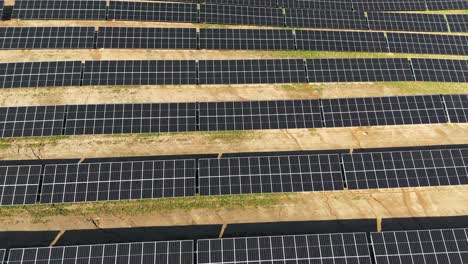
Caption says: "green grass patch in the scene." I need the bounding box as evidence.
[0,193,290,222]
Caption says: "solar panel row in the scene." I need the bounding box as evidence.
[1,144,468,205]
[2,27,468,57]
[1,58,468,89]
[447,14,468,32]
[1,95,467,139]
[10,0,467,31]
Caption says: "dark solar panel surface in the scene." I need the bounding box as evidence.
[447,14,468,32]
[0,61,83,89]
[444,94,468,123]
[371,229,468,264]
[8,241,194,264]
[199,29,295,50]
[286,10,368,30]
[367,12,449,32]
[351,0,427,11]
[426,0,468,10]
[198,59,307,84]
[0,249,4,264]
[322,95,448,127]
[412,59,468,83]
[200,4,284,26]
[204,0,278,7]
[279,0,353,10]
[198,154,343,195]
[40,160,196,203]
[295,30,388,53]
[96,27,197,49]
[0,27,95,49]
[0,165,41,206]
[198,100,323,131]
[0,0,4,20]
[64,103,198,135]
[0,105,66,138]
[108,1,198,23]
[12,0,106,20]
[82,60,197,86]
[343,148,468,190]
[198,233,372,264]
[387,33,468,56]
[307,58,414,83]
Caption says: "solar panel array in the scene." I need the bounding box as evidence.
[322,95,448,128]
[279,0,353,10]
[426,0,468,10]
[198,154,343,195]
[12,0,106,20]
[412,59,468,83]
[63,103,198,135]
[351,0,428,11]
[0,0,4,20]
[0,27,95,50]
[200,4,284,26]
[199,29,295,51]
[447,15,468,32]
[367,12,449,32]
[286,10,368,30]
[198,59,307,84]
[0,61,82,89]
[198,100,323,131]
[82,60,197,86]
[198,233,373,264]
[343,148,468,190]
[444,94,468,123]
[204,0,278,7]
[0,165,41,206]
[108,1,198,23]
[0,249,4,264]
[0,105,66,138]
[306,58,414,83]
[295,30,388,53]
[371,228,468,264]
[388,33,468,56]
[40,160,196,203]
[8,241,194,264]
[96,27,197,50]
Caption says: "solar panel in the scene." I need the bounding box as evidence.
[12,0,106,20]
[199,29,295,50]
[306,58,414,83]
[371,228,468,264]
[0,27,95,49]
[295,30,388,53]
[0,249,4,264]
[198,154,343,195]
[198,59,307,84]
[0,165,41,206]
[82,60,197,86]
[8,241,194,264]
[198,100,323,131]
[286,9,368,30]
[447,14,468,32]
[204,0,278,7]
[200,4,284,26]
[279,0,353,10]
[321,95,448,127]
[0,0,4,20]
[443,94,468,123]
[343,148,468,190]
[387,33,468,56]
[367,12,449,32]
[0,61,83,89]
[351,0,427,11]
[0,105,66,138]
[198,233,372,264]
[412,58,468,83]
[40,160,196,204]
[63,103,197,135]
[96,27,197,49]
[426,0,468,10]
[108,1,198,23]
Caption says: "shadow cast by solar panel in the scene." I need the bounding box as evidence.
[0,231,59,249]
[382,215,468,231]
